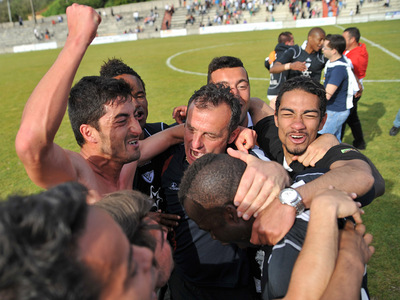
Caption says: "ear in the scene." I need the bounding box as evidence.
[224,204,240,224]
[318,113,328,130]
[274,113,279,127]
[227,127,240,144]
[80,124,98,144]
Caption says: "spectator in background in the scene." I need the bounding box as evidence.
[319,34,358,142]
[270,27,327,84]
[265,31,295,109]
[341,27,368,149]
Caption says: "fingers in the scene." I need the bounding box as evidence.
[147,212,180,229]
[250,228,263,245]
[235,141,249,153]
[354,223,366,235]
[159,213,180,227]
[227,147,246,160]
[172,106,187,124]
[237,176,273,220]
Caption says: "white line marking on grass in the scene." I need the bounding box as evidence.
[166,43,236,76]
[335,25,400,61]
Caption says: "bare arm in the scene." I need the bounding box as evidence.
[320,223,374,300]
[15,4,101,189]
[138,124,184,163]
[325,83,338,100]
[248,97,274,125]
[270,61,307,74]
[283,188,366,300]
[296,159,374,208]
[250,159,374,245]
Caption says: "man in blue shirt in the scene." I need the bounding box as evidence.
[319,34,353,142]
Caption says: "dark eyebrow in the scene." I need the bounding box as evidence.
[280,108,295,113]
[237,79,249,84]
[132,91,145,96]
[303,109,319,114]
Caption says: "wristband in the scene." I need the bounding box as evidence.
[284,63,291,71]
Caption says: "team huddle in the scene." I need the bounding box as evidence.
[1,4,383,300]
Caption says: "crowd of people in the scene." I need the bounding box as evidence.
[265,26,368,147]
[1,4,386,300]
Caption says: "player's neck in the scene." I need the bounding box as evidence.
[329,54,342,62]
[304,45,314,54]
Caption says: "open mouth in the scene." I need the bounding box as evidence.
[135,109,145,121]
[127,139,139,147]
[289,133,307,144]
[190,149,204,160]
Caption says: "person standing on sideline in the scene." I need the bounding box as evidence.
[265,32,295,110]
[319,34,359,142]
[341,27,369,149]
[270,27,327,83]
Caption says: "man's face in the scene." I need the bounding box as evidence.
[145,218,174,288]
[274,89,326,162]
[322,40,334,60]
[184,102,237,165]
[210,67,250,126]
[342,31,353,51]
[308,31,325,53]
[115,74,148,131]
[95,98,142,164]
[184,199,252,248]
[79,208,158,300]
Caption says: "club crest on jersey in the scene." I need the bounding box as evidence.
[169,182,180,191]
[142,170,154,184]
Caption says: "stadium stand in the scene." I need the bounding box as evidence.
[0,0,399,54]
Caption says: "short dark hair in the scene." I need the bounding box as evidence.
[325,34,346,55]
[100,58,146,92]
[207,56,248,83]
[68,76,132,147]
[308,27,326,38]
[278,31,293,44]
[0,182,100,300]
[275,76,327,122]
[344,27,361,43]
[187,83,241,135]
[95,190,158,251]
[179,153,246,209]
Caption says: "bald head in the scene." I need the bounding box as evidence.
[308,27,325,37]
[179,153,246,209]
[178,153,253,247]
[306,27,326,53]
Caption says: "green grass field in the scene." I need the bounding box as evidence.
[0,19,399,299]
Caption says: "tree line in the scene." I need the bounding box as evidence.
[0,0,149,23]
